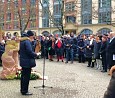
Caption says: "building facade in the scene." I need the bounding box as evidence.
[0,0,39,35]
[0,0,115,36]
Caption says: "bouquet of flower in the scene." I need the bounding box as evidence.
[15,69,41,80]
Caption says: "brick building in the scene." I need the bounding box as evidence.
[0,0,115,36]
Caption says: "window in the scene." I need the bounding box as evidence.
[7,0,10,2]
[0,14,4,22]
[0,23,4,30]
[30,20,36,28]
[65,2,75,12]
[21,8,26,14]
[42,8,49,17]
[31,0,36,6]
[6,22,11,29]
[14,22,19,29]
[22,0,26,4]
[42,0,49,4]
[14,1,18,8]
[98,28,112,35]
[7,12,11,21]
[53,4,61,15]
[14,12,18,20]
[54,17,61,27]
[81,0,92,24]
[42,18,49,27]
[66,16,76,23]
[31,14,36,19]
[80,29,93,36]
[98,0,111,23]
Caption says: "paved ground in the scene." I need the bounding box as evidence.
[0,59,110,98]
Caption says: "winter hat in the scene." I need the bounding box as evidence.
[27,30,34,37]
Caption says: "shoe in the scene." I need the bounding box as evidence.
[91,66,94,68]
[70,61,73,64]
[22,92,33,95]
[101,70,107,73]
[87,65,90,67]
[57,59,59,62]
[62,60,64,62]
[65,61,68,63]
[49,59,53,61]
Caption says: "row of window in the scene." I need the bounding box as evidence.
[0,21,37,30]
[81,0,111,24]
[41,28,112,36]
[0,0,112,29]
[42,0,111,27]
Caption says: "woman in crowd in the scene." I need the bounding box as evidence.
[55,35,64,62]
[48,36,55,61]
[93,35,101,69]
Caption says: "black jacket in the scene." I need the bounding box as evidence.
[104,71,115,98]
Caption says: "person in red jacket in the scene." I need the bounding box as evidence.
[55,35,64,62]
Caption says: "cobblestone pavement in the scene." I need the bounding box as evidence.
[0,59,110,98]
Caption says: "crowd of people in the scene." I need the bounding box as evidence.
[0,31,115,97]
[0,32,115,73]
[35,32,115,74]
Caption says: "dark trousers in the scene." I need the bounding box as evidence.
[87,57,92,66]
[41,49,48,59]
[66,49,74,62]
[78,54,85,63]
[102,54,107,72]
[20,67,31,94]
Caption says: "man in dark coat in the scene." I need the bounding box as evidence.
[84,35,94,67]
[104,66,115,98]
[19,31,38,95]
[99,35,108,72]
[77,38,85,63]
[106,32,115,70]
[65,35,74,64]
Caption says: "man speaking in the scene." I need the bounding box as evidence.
[19,30,38,95]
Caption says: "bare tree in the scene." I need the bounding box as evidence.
[39,0,78,35]
[0,0,37,35]
[15,0,32,35]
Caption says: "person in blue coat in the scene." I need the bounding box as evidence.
[0,41,5,66]
[77,38,85,63]
[19,31,38,95]
[65,35,74,64]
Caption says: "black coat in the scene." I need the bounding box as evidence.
[48,40,55,55]
[19,39,37,68]
[104,71,115,98]
[77,39,85,55]
[0,44,5,59]
[84,39,94,58]
[106,38,115,67]
[94,41,101,59]
[99,41,107,56]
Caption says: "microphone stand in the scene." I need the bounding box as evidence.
[34,44,52,94]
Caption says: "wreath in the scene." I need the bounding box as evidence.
[15,69,42,80]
